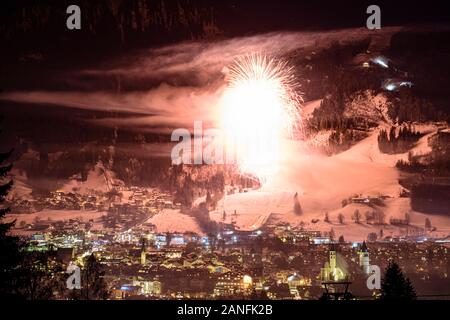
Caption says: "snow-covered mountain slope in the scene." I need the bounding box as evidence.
[208,128,450,241]
[61,161,124,194]
[336,123,441,166]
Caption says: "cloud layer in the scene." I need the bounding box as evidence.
[0,27,402,132]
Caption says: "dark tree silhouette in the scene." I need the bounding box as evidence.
[293,192,302,215]
[17,251,62,300]
[329,228,335,241]
[425,218,432,229]
[0,139,22,298]
[352,209,361,224]
[380,261,417,300]
[166,232,172,246]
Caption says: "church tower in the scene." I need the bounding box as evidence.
[329,250,337,271]
[358,241,370,274]
[320,244,346,282]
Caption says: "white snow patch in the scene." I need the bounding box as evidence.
[147,209,203,235]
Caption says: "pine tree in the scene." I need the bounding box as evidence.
[425,218,432,229]
[293,192,302,215]
[380,261,417,300]
[404,212,411,225]
[404,278,417,300]
[0,145,22,298]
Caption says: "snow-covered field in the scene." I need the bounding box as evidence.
[6,209,107,236]
[146,209,203,234]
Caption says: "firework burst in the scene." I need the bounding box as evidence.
[219,53,302,182]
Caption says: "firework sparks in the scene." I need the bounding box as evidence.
[219,53,302,182]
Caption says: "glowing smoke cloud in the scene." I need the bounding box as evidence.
[219,53,302,182]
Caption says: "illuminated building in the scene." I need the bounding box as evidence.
[141,250,146,266]
[114,284,142,299]
[214,272,244,297]
[320,245,346,281]
[165,248,182,259]
[140,238,146,266]
[287,274,310,296]
[132,280,162,295]
[242,275,253,291]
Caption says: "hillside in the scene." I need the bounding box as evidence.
[207,128,450,241]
